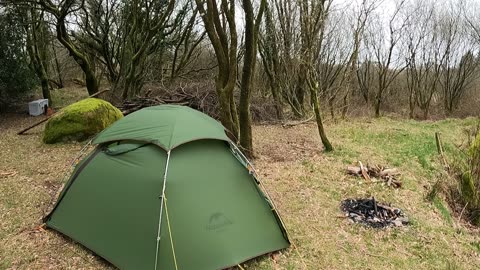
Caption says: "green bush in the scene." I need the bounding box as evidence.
[0,10,37,110]
[453,129,480,225]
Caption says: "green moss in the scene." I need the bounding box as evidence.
[43,98,123,144]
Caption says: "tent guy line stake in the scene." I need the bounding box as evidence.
[154,150,171,270]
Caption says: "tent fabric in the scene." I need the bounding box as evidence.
[46,105,290,270]
[93,105,230,150]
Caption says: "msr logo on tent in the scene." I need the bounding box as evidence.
[206,212,232,231]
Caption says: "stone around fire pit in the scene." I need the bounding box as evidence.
[341,197,409,228]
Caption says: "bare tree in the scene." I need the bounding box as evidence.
[438,4,479,114]
[119,0,177,99]
[340,0,377,118]
[273,0,303,117]
[169,5,206,81]
[21,6,52,101]
[300,0,333,151]
[403,0,441,119]
[238,0,266,157]
[356,58,375,104]
[21,0,101,95]
[367,0,408,117]
[316,10,351,120]
[259,1,284,120]
[195,0,239,139]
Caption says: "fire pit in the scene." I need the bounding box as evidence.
[341,197,409,228]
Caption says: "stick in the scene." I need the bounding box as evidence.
[458,202,469,225]
[17,89,110,135]
[435,132,450,170]
[359,161,371,181]
[17,117,51,135]
[88,89,110,98]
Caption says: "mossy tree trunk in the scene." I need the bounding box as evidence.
[23,8,51,103]
[196,0,240,141]
[299,0,334,152]
[35,0,100,95]
[307,72,333,152]
[238,0,266,158]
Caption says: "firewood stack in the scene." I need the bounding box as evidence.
[118,87,219,119]
[346,162,402,188]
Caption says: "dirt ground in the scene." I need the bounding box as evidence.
[1,112,480,269]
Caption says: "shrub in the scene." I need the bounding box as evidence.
[449,123,480,225]
[0,10,37,111]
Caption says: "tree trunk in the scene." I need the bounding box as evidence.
[341,93,349,119]
[217,85,239,141]
[328,96,335,121]
[408,89,415,119]
[295,80,306,116]
[310,86,333,152]
[56,20,99,95]
[374,96,381,118]
[51,41,64,88]
[271,82,284,120]
[423,106,429,120]
[85,69,99,96]
[40,77,51,102]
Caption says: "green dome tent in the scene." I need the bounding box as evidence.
[44,105,290,270]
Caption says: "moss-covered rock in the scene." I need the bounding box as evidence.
[43,98,123,144]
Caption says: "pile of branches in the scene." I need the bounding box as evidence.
[347,161,402,188]
[341,197,409,228]
[118,86,219,119]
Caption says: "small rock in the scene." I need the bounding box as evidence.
[392,220,403,227]
[397,217,409,224]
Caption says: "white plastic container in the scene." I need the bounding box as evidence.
[28,99,49,116]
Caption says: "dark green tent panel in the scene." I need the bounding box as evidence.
[93,105,230,150]
[45,105,290,270]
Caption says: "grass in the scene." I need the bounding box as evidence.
[1,103,480,269]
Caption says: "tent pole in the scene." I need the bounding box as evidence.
[154,150,171,270]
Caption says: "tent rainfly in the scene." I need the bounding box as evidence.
[44,105,290,270]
